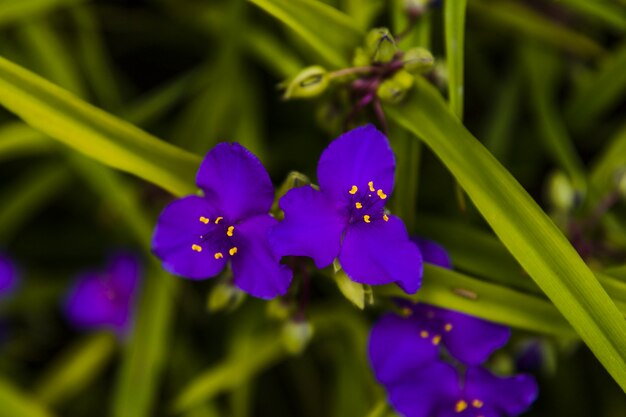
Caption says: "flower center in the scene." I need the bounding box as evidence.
[189,215,239,259]
[454,398,484,416]
[346,181,389,224]
[402,307,453,346]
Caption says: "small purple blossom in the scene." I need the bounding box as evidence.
[152,143,292,299]
[268,125,422,293]
[64,253,140,335]
[0,253,18,298]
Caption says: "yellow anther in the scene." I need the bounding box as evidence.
[363,215,371,223]
[191,244,202,252]
[368,181,375,192]
[444,323,453,332]
[199,216,210,224]
[472,400,484,409]
[455,400,468,413]
[215,216,223,224]
[227,226,235,237]
[432,335,442,345]
[355,202,363,209]
[377,189,387,199]
[229,247,238,256]
[383,214,389,222]
[420,330,429,338]
[214,252,224,259]
[349,185,358,195]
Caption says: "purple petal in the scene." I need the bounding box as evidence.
[0,254,18,297]
[317,125,395,206]
[339,215,422,293]
[441,309,511,365]
[387,361,459,417]
[368,313,438,385]
[106,252,141,298]
[64,272,129,332]
[268,186,345,268]
[196,142,274,221]
[231,214,293,299]
[436,405,500,417]
[152,196,227,279]
[465,367,538,416]
[411,237,452,269]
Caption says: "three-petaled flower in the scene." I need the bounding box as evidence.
[64,252,141,335]
[152,143,292,299]
[268,125,422,293]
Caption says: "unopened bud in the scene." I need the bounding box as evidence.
[546,171,576,212]
[403,47,434,74]
[282,66,329,100]
[365,28,397,63]
[377,70,415,104]
[281,320,314,355]
[352,47,370,67]
[207,282,245,312]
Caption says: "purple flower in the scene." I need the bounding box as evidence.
[386,361,538,417]
[0,253,18,298]
[268,125,422,293]
[412,237,452,269]
[152,143,292,299]
[64,253,140,335]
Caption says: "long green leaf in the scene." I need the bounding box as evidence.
[558,0,626,32]
[589,122,626,200]
[248,0,362,68]
[444,0,467,119]
[0,0,84,27]
[0,121,55,161]
[386,76,626,391]
[0,378,55,417]
[0,55,199,196]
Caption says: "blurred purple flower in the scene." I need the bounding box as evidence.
[386,361,538,417]
[0,253,18,298]
[64,253,140,335]
[152,143,292,299]
[268,125,422,293]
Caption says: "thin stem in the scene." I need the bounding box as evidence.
[328,66,376,79]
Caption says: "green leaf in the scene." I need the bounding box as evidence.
[0,0,85,28]
[0,378,56,417]
[248,0,363,68]
[557,0,626,32]
[0,55,200,196]
[334,269,366,309]
[0,121,55,161]
[386,76,626,391]
[589,122,626,200]
[444,0,467,119]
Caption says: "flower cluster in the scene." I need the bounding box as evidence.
[152,124,421,297]
[369,241,538,417]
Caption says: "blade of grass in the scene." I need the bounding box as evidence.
[444,0,467,119]
[0,378,56,417]
[0,121,55,161]
[0,0,84,28]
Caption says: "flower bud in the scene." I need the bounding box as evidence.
[207,282,245,312]
[282,66,329,100]
[377,70,415,104]
[352,47,371,67]
[365,28,397,63]
[546,171,576,212]
[266,298,293,321]
[281,320,314,355]
[403,47,435,74]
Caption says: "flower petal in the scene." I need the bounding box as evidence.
[268,186,345,268]
[196,142,274,221]
[387,361,459,417]
[442,309,511,365]
[368,313,438,386]
[339,215,422,293]
[231,214,293,299]
[317,125,395,206]
[465,367,538,416]
[411,237,452,269]
[152,196,227,279]
[0,254,18,297]
[106,252,141,298]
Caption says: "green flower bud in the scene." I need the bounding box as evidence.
[403,47,435,74]
[207,282,245,312]
[352,47,371,67]
[377,70,415,104]
[365,28,397,63]
[546,171,576,212]
[266,298,293,321]
[281,320,314,355]
[282,66,329,100]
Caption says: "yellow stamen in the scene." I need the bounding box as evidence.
[363,215,371,223]
[349,185,358,194]
[215,216,223,224]
[199,216,210,224]
[432,335,442,345]
[420,330,429,338]
[377,189,387,199]
[368,181,375,192]
[444,323,453,332]
[472,400,483,409]
[229,247,238,256]
[214,252,224,259]
[383,214,389,222]
[191,244,202,252]
[455,400,468,413]
[355,202,363,209]
[227,226,235,237]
